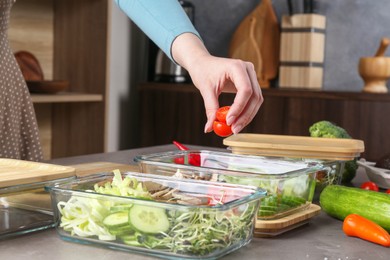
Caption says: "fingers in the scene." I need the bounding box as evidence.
[227,61,263,134]
[189,56,263,135]
[198,86,219,133]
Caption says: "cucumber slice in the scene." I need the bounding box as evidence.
[103,211,129,228]
[129,205,170,234]
[110,204,133,213]
[108,225,135,236]
[122,239,143,247]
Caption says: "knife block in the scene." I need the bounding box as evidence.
[278,14,326,89]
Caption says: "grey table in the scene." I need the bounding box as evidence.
[0,145,388,260]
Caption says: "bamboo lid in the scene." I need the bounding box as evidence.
[224,134,365,161]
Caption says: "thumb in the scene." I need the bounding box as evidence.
[200,88,219,133]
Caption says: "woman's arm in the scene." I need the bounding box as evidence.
[114,0,263,134]
[114,0,200,60]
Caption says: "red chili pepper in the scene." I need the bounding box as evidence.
[172,140,201,166]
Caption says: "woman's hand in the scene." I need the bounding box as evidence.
[172,33,263,134]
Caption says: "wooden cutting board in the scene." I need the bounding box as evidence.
[229,0,280,88]
[255,204,321,237]
[71,161,140,177]
[0,159,76,188]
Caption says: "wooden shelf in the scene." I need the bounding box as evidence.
[10,0,110,160]
[31,92,103,103]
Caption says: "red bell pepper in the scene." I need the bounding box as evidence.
[172,140,201,166]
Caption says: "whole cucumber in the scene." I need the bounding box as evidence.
[320,185,390,231]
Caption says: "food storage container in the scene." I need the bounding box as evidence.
[134,150,324,220]
[223,134,365,193]
[48,171,265,260]
[0,159,76,239]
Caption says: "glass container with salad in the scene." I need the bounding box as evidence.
[134,150,326,220]
[47,171,266,259]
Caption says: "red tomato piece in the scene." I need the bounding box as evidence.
[213,121,232,137]
[386,189,390,194]
[188,153,201,166]
[216,106,230,123]
[173,157,184,164]
[360,181,379,191]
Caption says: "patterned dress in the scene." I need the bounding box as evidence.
[0,0,43,161]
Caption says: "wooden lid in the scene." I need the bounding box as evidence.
[0,159,76,188]
[224,134,365,161]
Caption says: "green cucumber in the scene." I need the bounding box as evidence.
[103,211,129,228]
[110,204,133,213]
[128,205,170,234]
[122,239,142,247]
[320,185,390,231]
[108,225,134,236]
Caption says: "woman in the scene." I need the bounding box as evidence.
[0,0,263,161]
[115,0,263,135]
[0,0,43,161]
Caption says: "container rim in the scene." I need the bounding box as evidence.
[47,171,267,211]
[133,149,325,177]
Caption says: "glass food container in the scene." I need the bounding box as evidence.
[48,171,266,260]
[223,133,365,195]
[0,159,76,240]
[134,150,325,220]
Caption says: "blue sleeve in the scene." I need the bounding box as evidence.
[114,0,201,61]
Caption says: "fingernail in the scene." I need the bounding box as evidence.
[204,122,211,133]
[226,116,236,126]
[232,124,242,135]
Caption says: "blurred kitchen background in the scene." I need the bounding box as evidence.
[140,0,390,91]
[9,0,390,161]
[118,0,390,155]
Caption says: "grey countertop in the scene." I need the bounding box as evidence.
[0,145,388,260]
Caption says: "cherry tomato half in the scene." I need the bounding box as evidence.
[213,121,232,137]
[360,181,379,191]
[386,189,390,194]
[216,106,230,123]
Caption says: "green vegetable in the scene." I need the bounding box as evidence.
[309,120,351,138]
[309,120,358,183]
[57,170,258,256]
[221,173,314,218]
[128,205,170,234]
[103,211,129,229]
[320,185,390,231]
[110,204,133,213]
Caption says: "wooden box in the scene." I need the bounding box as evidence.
[279,14,326,89]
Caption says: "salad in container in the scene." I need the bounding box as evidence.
[223,133,365,192]
[134,150,325,220]
[47,171,265,259]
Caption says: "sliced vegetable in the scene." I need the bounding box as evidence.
[360,181,379,191]
[386,189,390,194]
[343,214,390,247]
[110,204,133,213]
[172,140,201,166]
[57,170,258,255]
[103,211,129,228]
[128,205,170,234]
[173,140,190,151]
